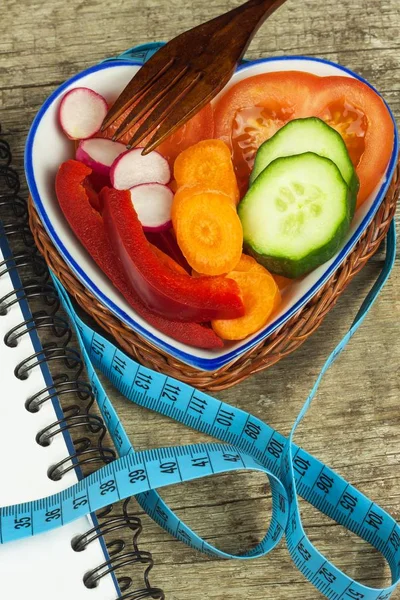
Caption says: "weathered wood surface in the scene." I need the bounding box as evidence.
[1,0,400,598]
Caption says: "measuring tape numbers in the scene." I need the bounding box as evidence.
[0,221,398,600]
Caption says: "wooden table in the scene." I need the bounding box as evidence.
[2,1,400,598]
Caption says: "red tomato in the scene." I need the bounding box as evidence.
[307,76,394,206]
[214,71,394,207]
[100,103,214,168]
[213,72,319,193]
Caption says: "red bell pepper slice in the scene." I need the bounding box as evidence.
[145,230,191,273]
[101,186,244,322]
[55,160,223,349]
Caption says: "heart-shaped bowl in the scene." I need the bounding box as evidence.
[25,55,399,373]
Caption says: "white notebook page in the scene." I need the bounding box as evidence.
[0,240,118,599]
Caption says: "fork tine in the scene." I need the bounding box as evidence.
[140,73,232,154]
[111,63,189,142]
[125,71,203,150]
[100,53,175,131]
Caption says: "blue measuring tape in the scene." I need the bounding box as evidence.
[0,220,397,600]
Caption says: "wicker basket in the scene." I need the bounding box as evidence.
[28,162,399,391]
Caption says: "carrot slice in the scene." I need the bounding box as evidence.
[272,274,292,290]
[236,254,292,290]
[150,244,188,275]
[174,140,240,205]
[233,254,281,312]
[233,255,282,312]
[231,253,260,272]
[235,254,292,291]
[174,191,243,276]
[191,254,260,277]
[212,266,280,340]
[172,185,233,229]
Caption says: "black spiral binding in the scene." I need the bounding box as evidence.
[0,128,164,600]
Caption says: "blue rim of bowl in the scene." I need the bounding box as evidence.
[25,56,399,372]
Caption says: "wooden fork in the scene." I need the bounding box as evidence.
[101,0,287,154]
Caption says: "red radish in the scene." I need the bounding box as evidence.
[76,138,126,177]
[59,87,108,140]
[129,183,173,232]
[110,148,170,190]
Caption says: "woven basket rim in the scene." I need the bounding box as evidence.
[28,158,399,390]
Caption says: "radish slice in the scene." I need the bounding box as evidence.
[76,138,126,177]
[111,148,170,190]
[129,183,173,232]
[58,87,108,140]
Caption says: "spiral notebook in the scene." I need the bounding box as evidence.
[0,135,162,599]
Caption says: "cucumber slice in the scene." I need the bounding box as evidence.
[250,118,359,216]
[238,153,352,278]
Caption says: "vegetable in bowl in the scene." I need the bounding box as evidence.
[250,117,359,215]
[239,152,352,278]
[51,67,395,348]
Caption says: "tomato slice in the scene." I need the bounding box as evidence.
[307,76,394,206]
[213,72,319,193]
[100,103,214,168]
[214,71,394,207]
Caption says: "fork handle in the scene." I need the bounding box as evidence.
[242,0,287,10]
[236,0,287,23]
[219,0,288,56]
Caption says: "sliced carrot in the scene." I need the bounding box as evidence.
[192,253,281,319]
[192,254,259,277]
[231,253,260,272]
[235,255,292,289]
[235,255,281,312]
[172,185,233,229]
[172,185,203,229]
[235,254,291,291]
[272,274,292,290]
[174,191,243,276]
[174,139,240,205]
[212,267,280,340]
[150,244,188,275]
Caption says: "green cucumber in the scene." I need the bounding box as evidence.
[238,153,352,279]
[250,118,359,216]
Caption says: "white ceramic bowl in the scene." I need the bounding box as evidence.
[25,56,398,371]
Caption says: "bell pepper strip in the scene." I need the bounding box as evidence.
[149,244,188,275]
[82,174,102,212]
[55,160,224,349]
[145,230,190,273]
[101,186,245,322]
